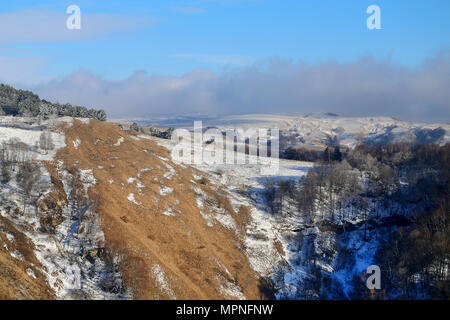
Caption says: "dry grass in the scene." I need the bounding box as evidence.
[53,119,268,300]
[0,215,55,300]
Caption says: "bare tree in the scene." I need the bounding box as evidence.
[16,162,41,212]
[39,131,55,154]
[0,161,11,184]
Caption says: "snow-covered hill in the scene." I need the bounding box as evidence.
[119,113,449,149]
[208,114,449,149]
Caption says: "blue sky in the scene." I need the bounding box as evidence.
[0,0,449,121]
[1,0,449,79]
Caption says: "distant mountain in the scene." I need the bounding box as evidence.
[0,83,106,121]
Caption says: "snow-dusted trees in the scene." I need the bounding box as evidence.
[1,138,31,167]
[297,172,317,224]
[281,147,323,162]
[0,161,11,184]
[130,122,141,132]
[0,83,107,121]
[379,164,396,194]
[16,162,41,212]
[379,201,450,299]
[39,131,55,154]
[264,179,296,215]
[267,141,449,299]
[149,127,175,139]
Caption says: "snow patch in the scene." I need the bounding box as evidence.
[162,208,175,217]
[127,193,142,206]
[72,138,81,149]
[78,169,97,194]
[152,264,176,298]
[26,268,37,279]
[159,186,174,196]
[113,137,125,146]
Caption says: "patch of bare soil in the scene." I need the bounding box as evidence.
[56,119,268,299]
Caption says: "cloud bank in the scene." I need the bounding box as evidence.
[21,50,450,123]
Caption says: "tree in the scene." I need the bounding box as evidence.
[16,162,40,212]
[323,147,332,162]
[39,131,55,154]
[130,123,140,132]
[1,161,11,184]
[264,179,281,214]
[379,164,396,195]
[297,174,317,224]
[333,146,342,162]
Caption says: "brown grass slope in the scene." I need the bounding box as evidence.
[0,215,55,300]
[54,119,268,299]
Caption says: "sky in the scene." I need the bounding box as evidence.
[0,0,449,122]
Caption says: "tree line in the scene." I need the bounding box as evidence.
[0,83,107,121]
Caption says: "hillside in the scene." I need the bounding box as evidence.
[0,117,278,299]
[0,114,448,300]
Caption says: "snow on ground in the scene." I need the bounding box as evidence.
[26,268,37,279]
[154,132,313,282]
[162,207,175,217]
[215,261,246,300]
[73,138,81,149]
[0,123,66,161]
[126,176,146,195]
[137,168,152,177]
[127,193,142,206]
[0,116,128,300]
[76,118,91,124]
[151,264,176,299]
[78,169,97,194]
[218,278,246,300]
[113,137,125,146]
[202,114,450,148]
[159,186,173,196]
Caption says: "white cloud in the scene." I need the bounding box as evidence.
[0,10,153,44]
